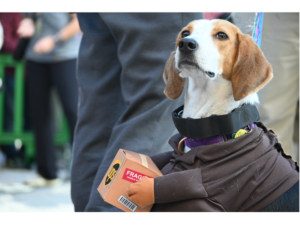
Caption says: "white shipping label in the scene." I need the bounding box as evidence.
[118,195,137,212]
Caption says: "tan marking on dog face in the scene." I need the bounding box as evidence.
[175,21,196,50]
[163,51,185,100]
[211,20,240,81]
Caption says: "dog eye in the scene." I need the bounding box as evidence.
[215,32,228,40]
[181,31,190,38]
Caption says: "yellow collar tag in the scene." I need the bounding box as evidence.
[234,129,248,138]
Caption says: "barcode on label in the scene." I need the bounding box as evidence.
[118,195,137,212]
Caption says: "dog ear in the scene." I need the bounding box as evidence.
[231,33,273,101]
[163,51,185,100]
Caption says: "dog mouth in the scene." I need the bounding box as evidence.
[178,60,215,78]
[178,60,200,70]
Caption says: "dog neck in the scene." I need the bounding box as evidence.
[182,75,260,119]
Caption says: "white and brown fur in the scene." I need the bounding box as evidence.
[163,19,273,153]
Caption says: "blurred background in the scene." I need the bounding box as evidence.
[0,12,299,212]
[0,12,81,211]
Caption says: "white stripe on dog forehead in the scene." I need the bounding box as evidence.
[186,20,221,76]
[188,19,214,36]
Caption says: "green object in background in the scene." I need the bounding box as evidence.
[0,54,70,167]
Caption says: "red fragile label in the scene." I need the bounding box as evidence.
[122,168,153,183]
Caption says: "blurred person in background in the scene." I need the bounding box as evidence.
[0,13,25,167]
[233,13,299,162]
[17,13,81,187]
[71,13,203,212]
[203,12,234,23]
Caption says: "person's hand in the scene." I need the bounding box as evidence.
[127,177,155,208]
[17,18,35,38]
[33,36,55,55]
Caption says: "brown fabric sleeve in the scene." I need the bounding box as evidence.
[149,151,174,170]
[153,168,208,204]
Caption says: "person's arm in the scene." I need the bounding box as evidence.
[17,13,37,38]
[33,14,81,55]
[17,13,80,55]
[54,14,81,42]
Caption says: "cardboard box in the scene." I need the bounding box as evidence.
[97,149,163,212]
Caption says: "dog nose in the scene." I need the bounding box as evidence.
[178,38,198,54]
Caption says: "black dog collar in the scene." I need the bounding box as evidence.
[172,104,260,140]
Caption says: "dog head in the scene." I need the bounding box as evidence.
[163,19,273,101]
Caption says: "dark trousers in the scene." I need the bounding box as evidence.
[71,13,203,212]
[26,59,78,179]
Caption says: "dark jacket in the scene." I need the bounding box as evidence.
[150,122,299,212]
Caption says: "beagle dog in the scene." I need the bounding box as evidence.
[127,19,299,212]
[163,19,272,153]
[165,19,273,101]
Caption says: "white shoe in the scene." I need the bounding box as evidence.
[24,176,62,187]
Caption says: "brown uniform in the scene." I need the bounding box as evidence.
[150,122,299,212]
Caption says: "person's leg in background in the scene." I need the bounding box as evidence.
[26,60,58,180]
[84,13,199,212]
[71,13,125,212]
[233,13,299,162]
[50,59,78,142]
[71,13,203,212]
[258,13,299,161]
